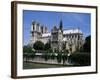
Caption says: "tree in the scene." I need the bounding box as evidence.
[61,50,68,65]
[70,53,90,66]
[83,35,91,52]
[43,52,51,61]
[57,51,62,63]
[51,53,55,60]
[23,46,33,53]
[23,46,35,62]
[33,41,44,51]
[44,42,51,50]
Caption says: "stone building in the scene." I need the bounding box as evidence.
[29,21,84,53]
[29,21,48,47]
[51,26,63,51]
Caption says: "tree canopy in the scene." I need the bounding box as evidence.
[44,42,51,50]
[23,46,33,53]
[83,35,91,52]
[33,41,44,50]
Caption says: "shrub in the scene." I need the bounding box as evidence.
[70,53,91,66]
[57,52,62,63]
[43,52,51,61]
[62,52,68,64]
[50,53,55,60]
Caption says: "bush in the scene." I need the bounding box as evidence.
[23,45,36,62]
[30,52,36,60]
[70,53,91,66]
[50,53,55,60]
[62,52,68,64]
[43,52,51,61]
[23,52,36,62]
[57,52,62,63]
[47,48,53,53]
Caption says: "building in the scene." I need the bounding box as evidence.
[29,21,48,46]
[29,21,84,53]
[51,26,63,51]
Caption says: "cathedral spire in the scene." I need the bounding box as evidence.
[59,20,63,31]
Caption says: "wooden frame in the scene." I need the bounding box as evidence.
[11,1,98,78]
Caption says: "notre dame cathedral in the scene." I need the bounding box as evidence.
[29,20,84,53]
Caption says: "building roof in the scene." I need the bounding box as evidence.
[42,32,51,37]
[42,28,82,37]
[63,28,82,35]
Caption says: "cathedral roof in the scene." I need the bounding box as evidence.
[42,28,82,37]
[42,32,51,37]
[63,28,82,34]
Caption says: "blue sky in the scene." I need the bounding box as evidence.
[23,10,91,45]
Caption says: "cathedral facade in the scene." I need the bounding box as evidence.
[29,21,84,53]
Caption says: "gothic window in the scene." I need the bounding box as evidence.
[41,26,43,33]
[78,35,80,40]
[32,32,34,36]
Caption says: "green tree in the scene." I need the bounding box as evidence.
[51,53,55,60]
[83,35,91,52]
[23,46,33,53]
[33,41,44,51]
[62,50,68,65]
[23,46,35,62]
[57,51,62,63]
[44,42,51,50]
[70,53,90,66]
[43,52,51,61]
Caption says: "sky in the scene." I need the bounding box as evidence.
[23,10,91,45]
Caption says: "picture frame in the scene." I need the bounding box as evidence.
[11,1,98,78]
